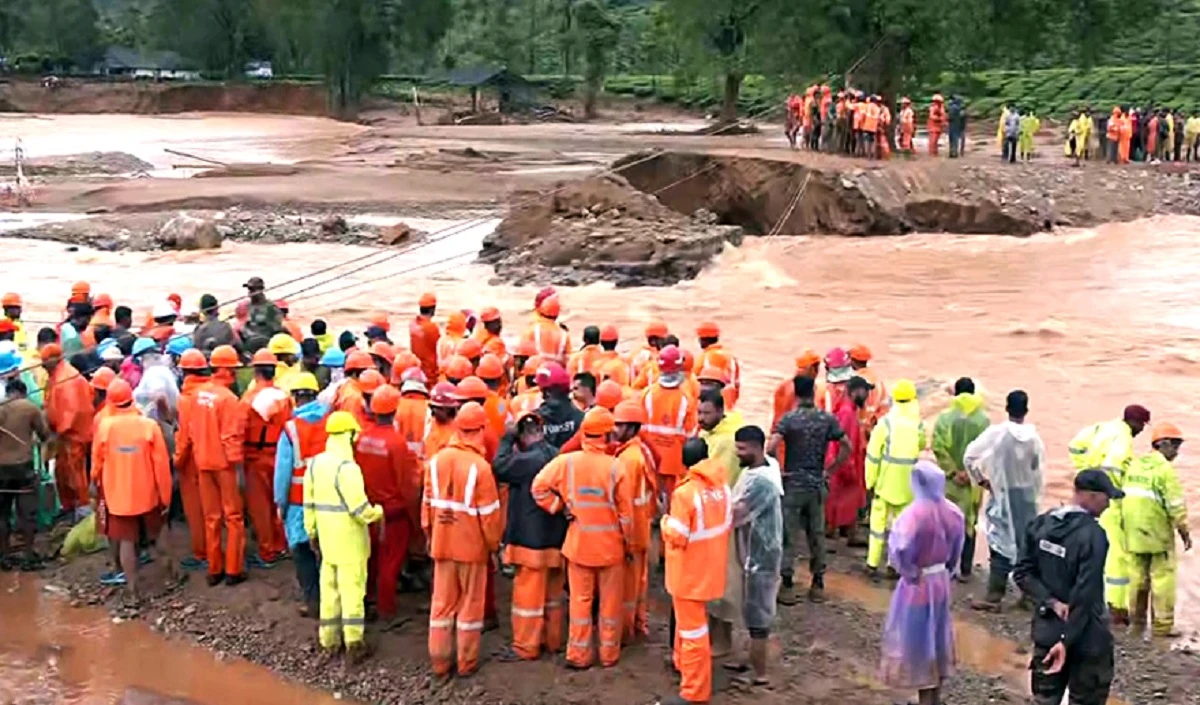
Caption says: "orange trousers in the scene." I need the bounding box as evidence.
[928,129,942,155]
[1119,137,1131,164]
[177,457,206,562]
[900,129,914,152]
[243,452,286,561]
[429,560,487,677]
[56,441,89,512]
[198,469,245,578]
[672,597,713,703]
[510,564,566,659]
[566,562,624,668]
[622,550,649,641]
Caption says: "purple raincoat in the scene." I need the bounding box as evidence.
[879,460,964,690]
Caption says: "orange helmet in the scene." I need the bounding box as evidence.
[251,349,278,366]
[1151,422,1184,443]
[457,338,483,360]
[179,349,208,371]
[581,407,615,436]
[370,385,402,415]
[370,341,396,362]
[419,291,437,308]
[696,321,720,339]
[847,344,872,363]
[795,349,821,370]
[455,401,487,432]
[681,349,695,373]
[644,320,668,338]
[480,306,501,323]
[613,400,648,425]
[445,311,468,336]
[476,354,504,381]
[537,294,561,318]
[369,313,391,332]
[513,339,537,358]
[444,355,473,381]
[429,382,462,408]
[358,369,386,394]
[71,281,90,297]
[91,367,117,390]
[457,375,489,401]
[599,325,619,343]
[93,293,113,310]
[345,350,375,372]
[595,380,624,410]
[697,366,727,384]
[107,378,134,406]
[522,355,543,377]
[210,345,240,369]
[1,292,20,308]
[390,351,421,383]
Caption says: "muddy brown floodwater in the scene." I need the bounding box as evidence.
[0,574,344,705]
[7,212,1200,642]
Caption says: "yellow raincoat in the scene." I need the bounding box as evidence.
[304,413,383,649]
[864,399,926,568]
[1068,419,1135,611]
[1123,450,1189,634]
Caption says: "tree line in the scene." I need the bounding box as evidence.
[0,0,1185,119]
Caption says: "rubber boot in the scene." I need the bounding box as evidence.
[972,572,1006,612]
[1131,589,1150,631]
[776,577,799,606]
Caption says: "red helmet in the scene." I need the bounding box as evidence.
[429,382,462,408]
[657,345,684,375]
[400,367,429,395]
[824,347,850,369]
[534,361,570,390]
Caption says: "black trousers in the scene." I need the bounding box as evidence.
[1031,644,1113,705]
[293,541,320,605]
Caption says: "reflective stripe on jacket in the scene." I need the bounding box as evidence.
[865,401,926,506]
[662,457,731,602]
[532,445,634,568]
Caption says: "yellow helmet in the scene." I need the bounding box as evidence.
[286,372,320,393]
[268,333,300,356]
[892,378,917,403]
[325,410,361,435]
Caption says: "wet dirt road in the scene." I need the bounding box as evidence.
[7,212,1200,638]
[0,575,343,705]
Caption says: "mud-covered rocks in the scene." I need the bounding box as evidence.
[480,173,743,287]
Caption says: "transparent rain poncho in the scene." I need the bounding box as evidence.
[132,352,181,454]
[880,461,962,690]
[730,457,783,631]
[963,421,1045,561]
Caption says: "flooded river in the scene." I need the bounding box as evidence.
[6,213,1200,640]
[0,575,342,705]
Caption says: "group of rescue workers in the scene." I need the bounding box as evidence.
[786,86,969,159]
[0,279,1192,705]
[1060,105,1200,166]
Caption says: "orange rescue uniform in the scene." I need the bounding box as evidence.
[640,382,697,496]
[532,439,634,668]
[661,458,732,704]
[45,362,93,512]
[356,418,419,619]
[409,315,442,386]
[424,433,504,677]
[240,382,290,562]
[617,436,658,640]
[92,406,172,521]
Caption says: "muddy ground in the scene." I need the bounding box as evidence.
[37,524,1200,705]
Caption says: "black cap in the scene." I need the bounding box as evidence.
[1075,469,1125,500]
[243,276,265,291]
[364,325,388,341]
[199,293,218,310]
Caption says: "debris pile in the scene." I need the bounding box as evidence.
[480,173,743,287]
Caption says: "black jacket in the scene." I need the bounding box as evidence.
[493,432,567,551]
[1013,506,1111,656]
[537,394,583,451]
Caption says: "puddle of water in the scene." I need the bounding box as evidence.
[0,575,344,705]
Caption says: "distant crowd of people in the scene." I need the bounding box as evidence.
[1059,105,1200,166]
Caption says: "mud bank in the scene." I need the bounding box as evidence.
[615,150,1200,236]
[0,80,329,117]
[39,527,1014,705]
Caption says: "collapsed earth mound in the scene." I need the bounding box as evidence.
[479,173,743,287]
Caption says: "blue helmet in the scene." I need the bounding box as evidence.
[166,335,194,356]
[319,347,345,367]
[131,337,158,357]
[95,338,117,357]
[0,351,19,375]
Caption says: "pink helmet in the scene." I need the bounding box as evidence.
[824,347,850,369]
[658,345,684,375]
[399,367,429,396]
[535,361,570,391]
